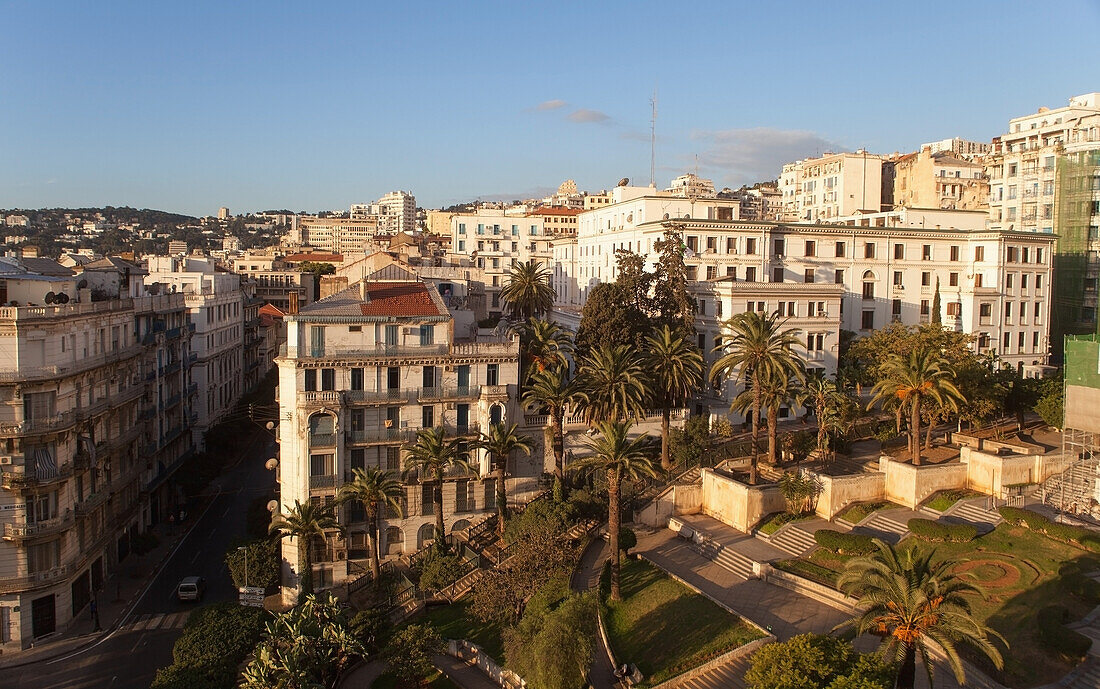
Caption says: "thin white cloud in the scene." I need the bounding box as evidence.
[567,108,612,124]
[691,127,842,185]
[535,99,568,111]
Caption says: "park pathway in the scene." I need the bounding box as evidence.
[572,536,621,689]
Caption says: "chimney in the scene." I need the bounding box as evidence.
[288,291,299,315]
[319,275,349,300]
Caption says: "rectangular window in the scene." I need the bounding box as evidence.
[892,299,902,317]
[745,238,757,254]
[486,364,499,386]
[893,271,903,286]
[862,282,874,300]
[949,245,960,261]
[772,267,784,283]
[835,241,845,258]
[974,246,985,261]
[350,367,364,391]
[304,369,317,392]
[422,405,434,429]
[864,242,876,259]
[805,240,816,257]
[745,267,757,282]
[804,269,815,284]
[834,269,844,284]
[861,311,875,330]
[922,244,932,261]
[921,271,930,287]
[419,325,434,345]
[773,238,785,256]
[949,272,959,287]
[894,243,904,260]
[386,446,400,472]
[1035,302,1042,324]
[310,453,335,477]
[387,367,400,390]
[321,368,335,391]
[975,274,984,288]
[920,300,930,315]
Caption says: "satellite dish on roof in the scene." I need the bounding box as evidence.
[617,177,630,187]
[57,293,70,303]
[44,292,56,304]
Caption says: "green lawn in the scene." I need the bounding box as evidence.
[602,558,764,686]
[758,511,816,535]
[835,501,897,524]
[420,599,504,661]
[775,524,1100,688]
[925,489,979,512]
[372,669,459,689]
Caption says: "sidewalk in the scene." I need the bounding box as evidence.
[0,499,208,669]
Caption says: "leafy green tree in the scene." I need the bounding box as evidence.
[384,623,445,687]
[778,471,821,515]
[575,421,658,601]
[710,311,805,484]
[1035,374,1064,429]
[240,593,364,689]
[797,372,851,462]
[644,325,704,470]
[501,259,555,320]
[404,427,473,552]
[576,344,648,424]
[337,467,405,580]
[669,415,713,470]
[651,227,697,336]
[226,539,280,589]
[475,422,534,537]
[269,500,340,597]
[836,540,1005,689]
[297,260,336,276]
[869,348,965,465]
[523,366,580,481]
[843,323,973,392]
[931,277,942,324]
[416,551,469,592]
[504,590,598,689]
[574,250,654,357]
[731,371,796,467]
[745,633,894,689]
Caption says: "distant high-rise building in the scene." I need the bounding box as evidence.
[218,207,230,221]
[920,137,991,160]
[351,191,416,235]
[780,151,885,222]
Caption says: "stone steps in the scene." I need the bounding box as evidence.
[672,652,752,689]
[767,524,817,557]
[947,500,1003,528]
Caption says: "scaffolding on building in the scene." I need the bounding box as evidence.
[1051,150,1100,359]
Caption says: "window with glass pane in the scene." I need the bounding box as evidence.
[419,325,434,345]
[310,453,334,476]
[321,368,335,391]
[350,367,364,391]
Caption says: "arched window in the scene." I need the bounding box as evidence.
[862,271,876,300]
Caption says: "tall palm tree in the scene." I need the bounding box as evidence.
[730,372,793,468]
[500,259,555,321]
[710,311,804,484]
[836,540,1006,689]
[575,421,658,601]
[403,427,474,552]
[520,317,573,382]
[644,325,704,471]
[576,343,648,425]
[269,500,341,597]
[869,347,965,465]
[523,366,580,481]
[797,372,849,464]
[475,422,534,537]
[337,467,405,580]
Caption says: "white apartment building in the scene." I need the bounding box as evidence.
[448,209,552,315]
[144,256,250,449]
[921,137,992,159]
[0,259,195,651]
[351,191,417,236]
[780,151,885,222]
[667,173,716,198]
[231,254,316,313]
[556,188,1055,374]
[987,93,1100,235]
[291,216,381,254]
[274,269,523,594]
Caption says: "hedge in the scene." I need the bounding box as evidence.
[906,518,978,543]
[1037,606,1092,663]
[813,529,877,555]
[151,603,268,689]
[997,506,1100,553]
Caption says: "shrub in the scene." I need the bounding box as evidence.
[1059,568,1100,605]
[385,623,445,684]
[225,539,280,590]
[350,607,391,654]
[618,527,637,555]
[906,518,977,543]
[152,603,267,689]
[813,529,876,556]
[997,506,1100,552]
[417,552,470,592]
[1037,606,1091,662]
[996,505,1031,526]
[745,633,893,689]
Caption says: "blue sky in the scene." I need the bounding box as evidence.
[3,0,1100,216]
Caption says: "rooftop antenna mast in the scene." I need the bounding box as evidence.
[649,87,658,188]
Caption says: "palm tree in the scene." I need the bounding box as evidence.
[337,467,405,580]
[576,344,648,425]
[523,366,580,481]
[797,372,849,464]
[644,325,704,471]
[710,311,804,484]
[500,259,555,321]
[869,347,965,465]
[575,420,658,601]
[836,540,1005,689]
[520,317,573,382]
[269,500,341,597]
[403,427,474,552]
[730,372,794,468]
[475,422,534,537]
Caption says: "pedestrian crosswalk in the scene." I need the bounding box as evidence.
[124,611,190,632]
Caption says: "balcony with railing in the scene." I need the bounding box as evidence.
[0,343,145,384]
[74,488,110,516]
[344,388,417,404]
[309,474,338,490]
[285,343,450,360]
[2,462,75,491]
[299,391,342,406]
[310,432,338,448]
[3,511,75,542]
[0,565,70,594]
[0,410,79,437]
[417,386,481,402]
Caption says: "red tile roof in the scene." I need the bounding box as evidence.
[284,252,343,263]
[530,206,583,216]
[359,282,443,317]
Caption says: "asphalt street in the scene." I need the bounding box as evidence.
[9,428,277,689]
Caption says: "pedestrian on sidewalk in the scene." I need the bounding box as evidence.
[90,597,101,632]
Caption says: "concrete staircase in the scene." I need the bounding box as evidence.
[670,652,752,689]
[945,499,1003,529]
[1059,657,1100,689]
[857,512,910,542]
[691,538,755,580]
[766,524,818,557]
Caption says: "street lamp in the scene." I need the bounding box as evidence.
[237,546,248,588]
